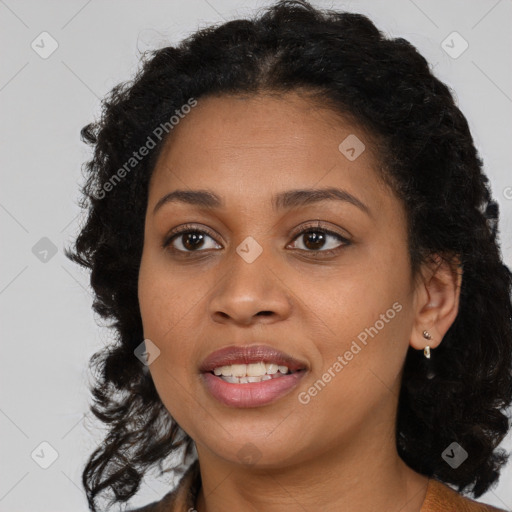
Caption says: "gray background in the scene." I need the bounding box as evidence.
[1,0,511,510]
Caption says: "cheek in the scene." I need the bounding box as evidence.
[302,245,412,390]
[137,255,197,409]
[138,248,195,340]
[138,258,200,425]
[297,298,410,435]
[305,258,408,343]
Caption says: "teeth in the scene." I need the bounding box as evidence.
[212,361,291,379]
[220,374,275,384]
[265,363,278,374]
[231,364,247,377]
[247,361,267,377]
[221,375,239,384]
[247,376,263,382]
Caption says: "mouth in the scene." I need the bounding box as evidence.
[209,361,303,383]
[199,344,309,408]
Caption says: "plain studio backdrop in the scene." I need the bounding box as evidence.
[1,0,511,510]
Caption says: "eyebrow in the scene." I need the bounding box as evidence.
[152,187,371,216]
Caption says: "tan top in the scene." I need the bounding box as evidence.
[128,460,508,511]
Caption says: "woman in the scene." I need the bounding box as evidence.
[65,1,512,510]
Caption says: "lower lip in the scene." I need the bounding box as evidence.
[201,371,306,408]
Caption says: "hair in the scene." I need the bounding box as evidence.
[65,1,512,510]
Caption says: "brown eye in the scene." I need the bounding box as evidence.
[163,226,221,253]
[288,227,351,255]
[301,230,328,250]
[177,231,207,251]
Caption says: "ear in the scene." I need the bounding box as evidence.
[410,253,463,352]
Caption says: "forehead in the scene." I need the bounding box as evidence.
[148,92,393,214]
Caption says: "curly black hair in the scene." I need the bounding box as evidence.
[64,1,512,510]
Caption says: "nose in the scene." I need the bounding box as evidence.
[207,248,293,326]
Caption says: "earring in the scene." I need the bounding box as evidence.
[423,330,432,359]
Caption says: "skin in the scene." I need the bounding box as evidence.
[137,91,462,512]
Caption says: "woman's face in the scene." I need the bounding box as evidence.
[138,91,420,467]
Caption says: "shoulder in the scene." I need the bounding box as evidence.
[126,461,201,512]
[421,478,508,512]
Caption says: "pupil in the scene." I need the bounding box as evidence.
[184,232,204,250]
[304,231,325,250]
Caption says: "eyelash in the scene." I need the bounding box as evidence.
[162,222,351,258]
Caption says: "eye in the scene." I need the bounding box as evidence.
[163,222,351,256]
[163,224,221,253]
[288,223,351,256]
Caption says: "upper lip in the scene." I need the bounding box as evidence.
[200,344,308,373]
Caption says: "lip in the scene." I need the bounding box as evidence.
[199,344,308,373]
[199,344,309,408]
[201,370,307,408]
